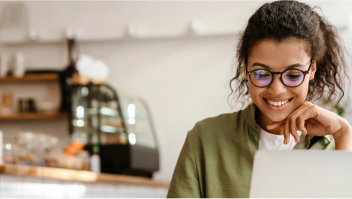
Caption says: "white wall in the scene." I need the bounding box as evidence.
[0,1,351,181]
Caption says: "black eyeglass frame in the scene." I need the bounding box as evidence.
[245,58,313,88]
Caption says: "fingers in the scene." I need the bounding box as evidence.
[289,118,299,143]
[284,102,313,144]
[297,116,308,135]
[288,107,311,143]
[267,121,285,130]
[293,103,316,136]
[284,116,291,144]
[289,117,301,143]
[294,104,318,133]
[266,120,295,144]
[266,102,316,145]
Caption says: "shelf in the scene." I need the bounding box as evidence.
[0,112,68,120]
[0,73,59,82]
[0,164,169,188]
[0,26,240,45]
[0,24,348,45]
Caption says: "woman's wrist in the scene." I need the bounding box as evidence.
[333,118,352,151]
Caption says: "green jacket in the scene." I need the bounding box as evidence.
[167,103,335,198]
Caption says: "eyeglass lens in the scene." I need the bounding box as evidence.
[251,69,304,87]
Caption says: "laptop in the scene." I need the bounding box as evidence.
[249,150,352,198]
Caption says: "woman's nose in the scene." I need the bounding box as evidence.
[267,75,287,94]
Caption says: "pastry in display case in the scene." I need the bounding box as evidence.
[70,83,159,178]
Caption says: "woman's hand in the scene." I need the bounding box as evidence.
[266,101,352,150]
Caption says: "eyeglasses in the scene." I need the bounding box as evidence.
[245,58,313,88]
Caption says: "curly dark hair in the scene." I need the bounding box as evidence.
[228,0,350,108]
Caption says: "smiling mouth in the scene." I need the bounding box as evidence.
[263,98,293,107]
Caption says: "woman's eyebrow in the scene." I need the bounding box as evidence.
[251,62,305,70]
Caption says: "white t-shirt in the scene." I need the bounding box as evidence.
[259,127,303,150]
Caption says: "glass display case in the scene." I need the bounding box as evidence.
[70,83,159,178]
[70,84,127,145]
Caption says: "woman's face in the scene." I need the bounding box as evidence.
[243,39,316,123]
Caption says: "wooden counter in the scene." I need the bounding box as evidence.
[0,164,169,188]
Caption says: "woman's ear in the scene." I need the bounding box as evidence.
[309,62,316,80]
[243,64,249,80]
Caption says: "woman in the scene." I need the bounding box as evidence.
[167,1,352,198]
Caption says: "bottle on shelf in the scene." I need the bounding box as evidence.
[59,38,79,112]
[90,144,100,174]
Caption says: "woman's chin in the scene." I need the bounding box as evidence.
[267,115,288,123]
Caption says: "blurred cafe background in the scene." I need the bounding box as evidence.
[0,1,351,198]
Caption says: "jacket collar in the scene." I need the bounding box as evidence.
[242,102,313,150]
[242,103,259,131]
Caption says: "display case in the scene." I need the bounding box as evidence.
[70,83,159,178]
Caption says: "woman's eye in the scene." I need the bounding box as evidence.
[286,74,302,79]
[254,71,271,78]
[255,74,270,78]
[259,74,270,77]
[285,70,303,79]
[288,75,300,78]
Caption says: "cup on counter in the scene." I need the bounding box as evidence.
[0,54,9,77]
[13,52,25,77]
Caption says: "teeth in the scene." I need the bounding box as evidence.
[267,99,289,107]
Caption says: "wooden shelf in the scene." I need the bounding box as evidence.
[0,112,68,120]
[0,164,169,188]
[0,73,59,82]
